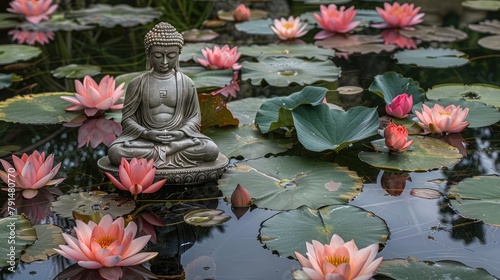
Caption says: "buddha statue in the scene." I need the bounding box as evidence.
[106,22,223,174]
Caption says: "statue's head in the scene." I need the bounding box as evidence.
[144,22,184,72]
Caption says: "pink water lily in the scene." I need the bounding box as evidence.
[197,45,242,70]
[415,103,470,134]
[0,151,64,199]
[7,0,58,24]
[373,2,425,30]
[314,4,360,40]
[384,122,414,152]
[78,118,122,148]
[105,158,166,199]
[294,234,383,280]
[271,16,308,40]
[385,93,413,119]
[233,4,250,22]
[9,29,55,45]
[61,75,125,117]
[54,215,158,280]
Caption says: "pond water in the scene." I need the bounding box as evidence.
[1,0,500,279]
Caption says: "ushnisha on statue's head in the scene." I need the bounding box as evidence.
[144,22,184,71]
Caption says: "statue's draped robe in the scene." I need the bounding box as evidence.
[108,71,217,168]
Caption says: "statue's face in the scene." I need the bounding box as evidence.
[149,45,180,74]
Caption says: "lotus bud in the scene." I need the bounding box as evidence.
[230,184,252,207]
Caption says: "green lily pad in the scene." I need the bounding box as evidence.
[227,97,266,125]
[393,48,469,68]
[199,93,239,131]
[255,86,327,133]
[0,73,13,89]
[462,0,500,11]
[239,44,335,60]
[468,19,500,34]
[204,125,294,159]
[217,156,364,211]
[180,43,216,62]
[449,176,500,227]
[315,34,397,54]
[478,35,500,50]
[185,67,234,89]
[400,25,468,42]
[0,215,37,269]
[293,104,379,152]
[242,57,341,87]
[259,204,388,258]
[0,13,19,29]
[51,64,101,79]
[184,209,231,227]
[369,71,425,104]
[358,136,463,171]
[20,224,65,263]
[413,99,500,128]
[376,257,498,279]
[235,18,275,35]
[66,4,161,28]
[182,29,219,42]
[0,92,82,124]
[426,84,500,108]
[0,44,41,65]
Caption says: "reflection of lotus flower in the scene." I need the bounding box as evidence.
[415,104,470,134]
[374,2,424,29]
[385,93,413,119]
[78,118,122,148]
[314,4,360,40]
[60,75,125,117]
[105,158,166,199]
[271,16,308,40]
[8,29,55,45]
[54,215,158,280]
[7,0,58,24]
[294,234,383,280]
[134,212,166,244]
[230,184,252,207]
[0,151,64,199]
[384,122,414,152]
[197,45,242,70]
[381,171,411,196]
[381,29,417,49]
[233,4,250,22]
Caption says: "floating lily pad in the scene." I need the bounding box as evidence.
[359,136,463,171]
[0,92,82,124]
[66,4,161,28]
[182,29,219,42]
[0,44,41,65]
[376,257,498,279]
[217,156,364,210]
[217,8,268,21]
[239,44,335,60]
[413,99,500,128]
[426,84,500,108]
[242,57,341,87]
[462,0,500,11]
[393,47,469,68]
[449,176,500,227]
[259,204,388,258]
[185,67,234,89]
[369,71,425,104]
[0,215,37,268]
[235,18,275,35]
[199,93,239,130]
[478,35,500,50]
[400,25,468,42]
[255,86,327,133]
[204,125,294,159]
[180,43,216,62]
[184,209,231,226]
[20,224,65,263]
[227,97,266,125]
[293,104,379,152]
[468,19,500,34]
[315,34,397,54]
[51,64,101,79]
[51,192,136,220]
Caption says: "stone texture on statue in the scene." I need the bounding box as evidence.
[98,22,228,185]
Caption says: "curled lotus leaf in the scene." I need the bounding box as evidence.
[468,19,500,35]
[315,34,397,54]
[369,71,425,104]
[184,209,231,227]
[478,35,500,51]
[400,25,468,42]
[238,44,335,60]
[0,44,41,65]
[66,4,161,28]
[392,47,469,68]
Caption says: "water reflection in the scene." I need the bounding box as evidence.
[1,187,62,224]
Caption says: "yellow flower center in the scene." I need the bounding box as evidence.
[93,235,119,249]
[283,22,294,29]
[392,8,404,15]
[325,255,350,267]
[438,111,451,116]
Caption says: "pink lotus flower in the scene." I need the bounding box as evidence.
[54,215,158,280]
[0,151,64,199]
[78,118,122,148]
[233,4,250,22]
[8,29,55,45]
[271,16,308,41]
[381,29,417,49]
[7,0,58,24]
[294,234,383,280]
[384,122,414,152]
[61,75,125,117]
[373,2,425,30]
[385,93,413,119]
[314,4,360,40]
[415,103,470,134]
[197,45,242,70]
[105,158,166,199]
